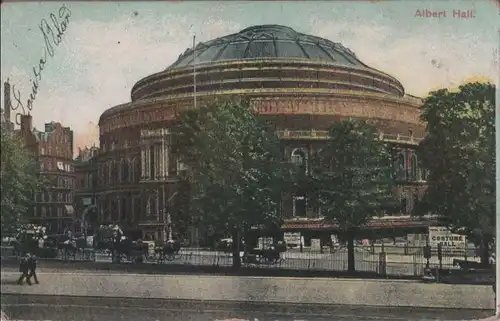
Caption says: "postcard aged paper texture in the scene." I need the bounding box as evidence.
[0,0,499,320]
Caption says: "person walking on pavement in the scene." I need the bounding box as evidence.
[27,252,39,284]
[17,253,31,285]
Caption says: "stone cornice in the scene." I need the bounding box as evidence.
[131,58,405,98]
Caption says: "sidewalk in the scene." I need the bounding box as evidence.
[0,271,494,310]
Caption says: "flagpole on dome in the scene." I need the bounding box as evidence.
[193,34,197,109]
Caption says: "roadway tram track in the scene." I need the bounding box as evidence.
[0,294,492,320]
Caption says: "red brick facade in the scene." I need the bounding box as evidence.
[17,115,76,234]
[96,61,428,242]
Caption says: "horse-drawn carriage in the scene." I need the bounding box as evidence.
[242,241,287,265]
[11,224,57,258]
[94,225,148,263]
[52,234,95,261]
[154,239,182,262]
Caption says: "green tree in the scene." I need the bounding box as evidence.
[1,126,44,236]
[172,99,293,268]
[415,82,495,265]
[311,119,397,272]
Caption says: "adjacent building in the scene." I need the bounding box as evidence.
[16,114,76,234]
[97,25,438,243]
[1,80,14,131]
[74,146,99,234]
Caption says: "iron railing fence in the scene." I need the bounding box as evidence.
[0,244,487,277]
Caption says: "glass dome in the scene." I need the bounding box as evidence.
[167,25,369,70]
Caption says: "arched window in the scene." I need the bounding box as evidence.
[399,192,408,215]
[120,198,127,221]
[98,165,103,186]
[396,152,406,180]
[129,158,135,182]
[411,153,419,181]
[108,161,113,185]
[291,148,308,173]
[145,197,151,217]
[293,192,307,217]
[121,159,129,183]
[112,161,119,184]
[135,158,141,182]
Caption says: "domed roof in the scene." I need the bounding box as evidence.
[167,25,370,70]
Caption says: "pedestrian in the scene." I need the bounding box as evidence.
[27,253,39,285]
[17,253,31,285]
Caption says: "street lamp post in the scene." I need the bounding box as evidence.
[163,190,178,242]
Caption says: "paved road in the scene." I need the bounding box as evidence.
[0,270,494,310]
[0,294,493,321]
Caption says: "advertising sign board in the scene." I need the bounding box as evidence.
[428,226,466,248]
[284,232,301,245]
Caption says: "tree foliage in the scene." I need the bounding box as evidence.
[1,127,44,236]
[172,99,293,267]
[415,82,496,263]
[311,119,397,271]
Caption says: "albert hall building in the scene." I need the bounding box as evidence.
[96,25,437,244]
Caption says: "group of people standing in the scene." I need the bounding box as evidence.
[17,253,39,286]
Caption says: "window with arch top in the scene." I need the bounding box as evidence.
[121,159,129,183]
[395,152,406,180]
[291,148,308,173]
[411,153,419,181]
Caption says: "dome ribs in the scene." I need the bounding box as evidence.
[295,41,310,59]
[272,38,279,58]
[212,41,232,62]
[165,25,369,70]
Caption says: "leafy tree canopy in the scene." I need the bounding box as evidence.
[1,127,44,236]
[311,119,397,271]
[312,119,398,230]
[172,99,294,238]
[415,82,496,242]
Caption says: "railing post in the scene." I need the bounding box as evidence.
[437,243,443,270]
[378,251,387,277]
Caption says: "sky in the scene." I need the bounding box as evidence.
[1,1,499,155]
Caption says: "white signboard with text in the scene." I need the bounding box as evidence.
[428,226,466,248]
[284,232,302,246]
[258,237,274,249]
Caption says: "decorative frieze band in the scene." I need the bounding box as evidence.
[100,97,422,135]
[250,98,422,125]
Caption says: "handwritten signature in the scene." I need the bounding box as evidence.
[10,4,72,122]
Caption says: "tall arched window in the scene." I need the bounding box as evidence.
[293,192,307,217]
[121,158,129,183]
[396,152,406,180]
[112,161,119,184]
[411,153,419,181]
[108,161,113,185]
[291,148,308,174]
[129,158,135,182]
[399,192,408,215]
[102,164,108,186]
[146,197,152,218]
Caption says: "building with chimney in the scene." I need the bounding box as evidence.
[74,146,99,235]
[1,80,14,131]
[17,115,77,233]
